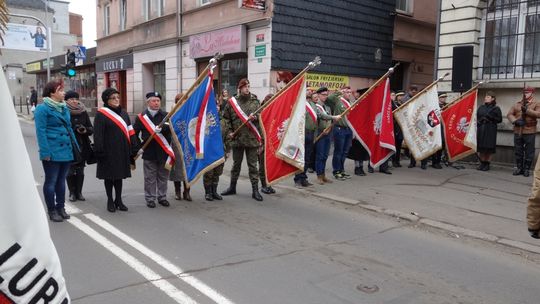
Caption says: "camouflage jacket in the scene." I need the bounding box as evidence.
[316,101,333,131]
[305,100,318,132]
[326,92,351,127]
[222,93,262,148]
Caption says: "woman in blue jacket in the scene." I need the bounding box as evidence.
[30,27,47,48]
[34,80,77,222]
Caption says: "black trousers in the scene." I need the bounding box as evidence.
[514,133,536,169]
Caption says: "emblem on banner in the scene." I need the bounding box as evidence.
[373,112,382,135]
[427,110,441,128]
[456,117,470,134]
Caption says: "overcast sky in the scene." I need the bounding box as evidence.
[68,0,97,48]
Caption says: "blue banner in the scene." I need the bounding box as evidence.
[170,75,224,185]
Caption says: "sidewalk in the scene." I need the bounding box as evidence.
[224,156,540,254]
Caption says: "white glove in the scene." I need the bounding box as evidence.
[154,126,162,134]
[137,149,144,156]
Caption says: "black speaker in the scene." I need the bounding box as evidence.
[451,46,473,92]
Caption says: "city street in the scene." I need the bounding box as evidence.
[19,115,540,303]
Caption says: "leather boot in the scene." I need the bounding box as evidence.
[476,162,485,171]
[261,186,275,194]
[115,198,128,211]
[252,184,263,201]
[66,175,77,202]
[513,167,524,176]
[205,185,214,201]
[75,174,85,201]
[174,181,182,200]
[107,198,116,213]
[322,174,333,183]
[354,166,366,176]
[480,161,490,171]
[57,207,70,219]
[183,181,192,201]
[221,181,237,195]
[524,162,532,177]
[48,210,63,222]
[212,184,223,200]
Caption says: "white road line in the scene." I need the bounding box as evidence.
[85,214,235,304]
[64,202,82,215]
[67,216,198,304]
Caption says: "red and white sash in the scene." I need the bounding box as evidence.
[228,97,262,143]
[98,107,135,143]
[340,97,351,109]
[315,103,328,116]
[306,101,317,123]
[138,113,175,169]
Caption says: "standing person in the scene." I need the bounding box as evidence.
[476,91,502,171]
[431,93,448,169]
[203,96,227,201]
[34,79,74,222]
[30,86,38,107]
[294,89,317,187]
[403,85,418,102]
[507,86,540,177]
[218,89,230,110]
[221,78,264,201]
[93,88,138,212]
[326,86,354,180]
[65,91,93,202]
[315,87,338,184]
[527,152,540,239]
[30,26,46,48]
[169,93,191,201]
[347,88,370,176]
[258,93,276,195]
[134,92,174,208]
[391,91,404,167]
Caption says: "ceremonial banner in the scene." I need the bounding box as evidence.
[169,72,224,187]
[347,78,395,167]
[260,75,306,184]
[441,89,478,162]
[0,63,70,303]
[394,85,442,161]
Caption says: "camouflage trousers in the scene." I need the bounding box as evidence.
[230,146,259,186]
[527,155,540,230]
[203,163,224,187]
[258,149,268,187]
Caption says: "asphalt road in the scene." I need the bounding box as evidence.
[20,118,540,304]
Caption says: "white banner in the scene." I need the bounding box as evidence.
[1,23,51,52]
[0,62,70,303]
[394,85,442,161]
[277,78,306,169]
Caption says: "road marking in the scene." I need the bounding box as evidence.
[64,202,82,215]
[67,216,198,304]
[85,214,235,304]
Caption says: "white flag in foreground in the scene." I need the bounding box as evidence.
[0,66,70,303]
[394,85,442,161]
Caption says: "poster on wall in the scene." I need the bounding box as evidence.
[239,0,266,11]
[270,70,349,93]
[1,23,51,52]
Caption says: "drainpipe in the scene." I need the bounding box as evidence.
[434,0,442,81]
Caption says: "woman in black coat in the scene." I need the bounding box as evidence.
[476,91,502,171]
[65,91,93,202]
[93,88,139,212]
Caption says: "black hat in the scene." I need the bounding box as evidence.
[101,88,120,103]
[316,87,328,94]
[146,91,162,100]
[64,90,79,101]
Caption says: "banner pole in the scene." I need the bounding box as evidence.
[392,72,449,113]
[441,82,483,111]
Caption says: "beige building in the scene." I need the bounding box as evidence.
[436,0,540,162]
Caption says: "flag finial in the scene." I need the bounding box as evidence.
[309,56,321,68]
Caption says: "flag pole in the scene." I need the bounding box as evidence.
[229,56,321,139]
[441,82,483,111]
[314,63,399,143]
[393,72,450,113]
[134,53,222,161]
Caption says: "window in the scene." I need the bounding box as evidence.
[201,0,211,5]
[143,0,164,21]
[396,0,413,13]
[481,0,540,79]
[120,0,127,31]
[153,61,166,109]
[104,4,110,36]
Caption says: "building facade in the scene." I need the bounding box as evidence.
[436,0,540,163]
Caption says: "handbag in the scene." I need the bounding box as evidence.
[86,142,97,165]
[60,118,83,164]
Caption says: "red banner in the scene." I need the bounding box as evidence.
[441,90,477,162]
[260,75,305,184]
[346,79,395,167]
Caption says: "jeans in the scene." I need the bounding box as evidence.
[295,131,315,182]
[42,160,71,212]
[315,133,331,176]
[332,126,352,174]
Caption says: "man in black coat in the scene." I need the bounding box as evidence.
[134,92,173,208]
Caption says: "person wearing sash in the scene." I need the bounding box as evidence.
[134,92,174,208]
[65,90,94,202]
[221,78,264,201]
[430,93,448,169]
[258,93,276,195]
[391,91,404,168]
[34,80,75,222]
[93,88,138,212]
[476,91,502,171]
[294,89,317,187]
[169,93,191,201]
[315,87,339,184]
[326,86,354,180]
[203,95,227,201]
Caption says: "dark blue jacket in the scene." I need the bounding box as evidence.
[34,103,76,161]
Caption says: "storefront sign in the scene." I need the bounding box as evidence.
[306,73,349,90]
[254,45,266,57]
[42,59,54,68]
[238,0,266,11]
[96,54,133,73]
[256,33,265,42]
[190,25,246,59]
[26,62,41,72]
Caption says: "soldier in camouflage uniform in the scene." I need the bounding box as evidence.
[220,78,264,201]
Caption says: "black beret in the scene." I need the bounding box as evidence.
[64,90,79,100]
[316,87,328,94]
[101,88,120,102]
[146,91,162,100]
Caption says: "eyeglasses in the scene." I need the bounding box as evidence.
[320,93,328,96]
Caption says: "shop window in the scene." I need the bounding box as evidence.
[153,61,166,108]
[220,58,247,96]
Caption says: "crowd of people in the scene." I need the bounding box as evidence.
[33,79,538,239]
